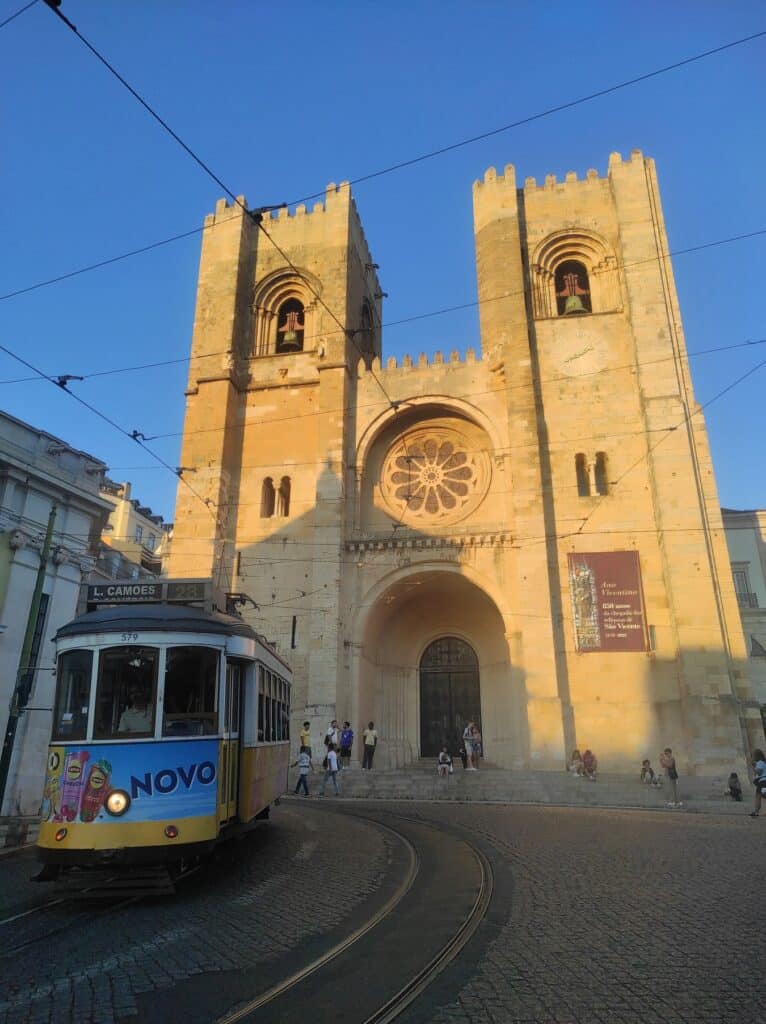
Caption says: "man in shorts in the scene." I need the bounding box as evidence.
[339,721,354,769]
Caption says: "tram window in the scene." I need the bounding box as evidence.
[257,665,265,741]
[163,647,219,737]
[94,646,158,739]
[52,649,93,741]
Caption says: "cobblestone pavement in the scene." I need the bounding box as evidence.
[0,805,391,1024]
[390,803,766,1024]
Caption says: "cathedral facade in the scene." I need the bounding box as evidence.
[168,150,760,774]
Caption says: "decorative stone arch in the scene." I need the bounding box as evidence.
[530,228,620,319]
[355,395,504,476]
[351,559,512,647]
[251,267,323,356]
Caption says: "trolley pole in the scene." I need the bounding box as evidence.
[0,504,57,815]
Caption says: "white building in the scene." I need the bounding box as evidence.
[722,508,766,708]
[0,412,110,816]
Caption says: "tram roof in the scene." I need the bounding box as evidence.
[56,603,260,641]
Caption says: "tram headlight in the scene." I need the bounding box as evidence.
[105,790,131,817]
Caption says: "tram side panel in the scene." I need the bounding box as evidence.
[38,739,220,858]
[239,743,290,821]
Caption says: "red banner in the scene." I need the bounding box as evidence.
[568,551,648,653]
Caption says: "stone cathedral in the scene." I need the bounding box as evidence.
[168,150,761,775]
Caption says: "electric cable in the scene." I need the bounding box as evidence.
[0,341,216,521]
[7,11,762,305]
[0,0,37,31]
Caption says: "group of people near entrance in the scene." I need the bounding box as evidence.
[291,719,379,797]
[436,722,483,776]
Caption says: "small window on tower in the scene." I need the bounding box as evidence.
[276,299,305,353]
[261,477,275,518]
[555,261,591,316]
[360,301,375,354]
[575,453,590,497]
[277,477,291,517]
[594,452,609,495]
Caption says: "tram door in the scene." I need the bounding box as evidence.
[219,661,243,823]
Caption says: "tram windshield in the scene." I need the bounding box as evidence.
[52,649,93,741]
[163,646,219,737]
[94,646,158,739]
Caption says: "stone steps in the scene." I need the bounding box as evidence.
[294,767,752,815]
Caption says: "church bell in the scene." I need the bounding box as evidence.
[281,330,300,348]
[563,295,587,315]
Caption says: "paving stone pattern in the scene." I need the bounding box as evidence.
[0,806,389,1024]
[408,804,765,1024]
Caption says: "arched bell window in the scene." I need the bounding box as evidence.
[275,298,305,353]
[555,260,591,316]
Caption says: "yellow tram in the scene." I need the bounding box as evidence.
[37,579,291,882]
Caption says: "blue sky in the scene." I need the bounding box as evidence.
[1,1,764,521]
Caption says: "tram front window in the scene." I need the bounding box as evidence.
[94,646,158,739]
[52,649,93,741]
[163,646,219,737]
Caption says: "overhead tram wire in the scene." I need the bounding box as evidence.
[0,341,217,522]
[0,0,38,31]
[17,332,756,446]
[2,15,762,306]
[283,28,766,207]
[41,0,398,411]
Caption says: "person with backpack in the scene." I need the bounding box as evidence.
[320,743,340,796]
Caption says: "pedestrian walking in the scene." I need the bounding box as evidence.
[748,748,766,818]
[339,721,354,769]
[319,743,340,796]
[292,747,312,796]
[437,747,453,778]
[300,721,312,757]
[362,721,378,770]
[463,723,476,770]
[660,747,681,807]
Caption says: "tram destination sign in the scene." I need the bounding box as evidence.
[86,579,210,606]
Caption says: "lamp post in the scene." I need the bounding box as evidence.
[0,505,57,815]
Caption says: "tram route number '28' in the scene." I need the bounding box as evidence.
[130,761,216,800]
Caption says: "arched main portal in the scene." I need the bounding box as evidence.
[419,637,481,756]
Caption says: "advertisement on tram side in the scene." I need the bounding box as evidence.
[40,740,219,825]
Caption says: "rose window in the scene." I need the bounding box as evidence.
[380,427,491,525]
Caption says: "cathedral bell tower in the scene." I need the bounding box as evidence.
[168,183,382,728]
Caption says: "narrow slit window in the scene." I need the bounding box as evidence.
[594,452,608,495]
[261,477,275,518]
[277,476,291,517]
[575,453,590,497]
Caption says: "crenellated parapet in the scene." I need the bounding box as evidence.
[357,346,482,375]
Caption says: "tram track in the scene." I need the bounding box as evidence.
[215,807,494,1024]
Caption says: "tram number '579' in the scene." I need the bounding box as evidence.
[130,761,216,800]
[121,633,138,642]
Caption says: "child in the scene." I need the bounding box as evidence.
[640,759,660,786]
[727,772,743,802]
[437,747,453,778]
[748,748,766,818]
[291,746,312,796]
[458,745,468,770]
